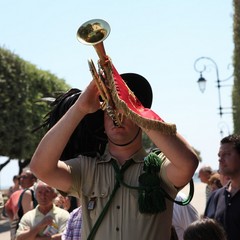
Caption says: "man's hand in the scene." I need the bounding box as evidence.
[38,215,54,229]
[75,80,101,115]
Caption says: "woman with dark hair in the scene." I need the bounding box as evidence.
[183,218,227,240]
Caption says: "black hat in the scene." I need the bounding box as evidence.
[40,73,152,159]
[120,73,153,109]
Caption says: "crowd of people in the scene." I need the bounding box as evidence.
[2,169,80,239]
[1,72,240,240]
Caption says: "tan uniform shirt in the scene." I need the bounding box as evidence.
[65,147,177,240]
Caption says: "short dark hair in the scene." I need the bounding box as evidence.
[221,134,240,154]
[183,218,227,240]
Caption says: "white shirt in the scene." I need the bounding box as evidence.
[172,192,199,240]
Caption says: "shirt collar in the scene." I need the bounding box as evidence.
[97,145,148,164]
[35,204,57,217]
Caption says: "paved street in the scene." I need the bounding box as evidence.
[0,218,10,240]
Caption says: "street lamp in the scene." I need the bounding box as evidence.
[218,121,231,138]
[193,57,233,118]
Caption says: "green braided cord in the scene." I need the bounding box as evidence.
[87,159,133,240]
[171,178,194,206]
[113,153,194,206]
[87,181,119,240]
[87,154,194,239]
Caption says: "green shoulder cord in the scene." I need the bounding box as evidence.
[87,153,194,239]
[146,148,194,206]
[138,152,194,213]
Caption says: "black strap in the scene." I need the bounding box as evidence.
[18,188,38,219]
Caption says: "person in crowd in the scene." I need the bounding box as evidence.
[0,191,4,217]
[4,188,23,240]
[7,175,21,198]
[172,192,199,240]
[30,73,199,239]
[204,172,224,219]
[15,180,69,240]
[62,206,82,240]
[6,169,38,240]
[208,172,222,192]
[54,193,71,211]
[183,218,227,240]
[67,196,80,213]
[198,166,213,202]
[203,134,240,240]
[18,169,38,217]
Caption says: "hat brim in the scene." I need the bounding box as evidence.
[120,73,153,109]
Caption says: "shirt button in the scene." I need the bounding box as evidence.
[117,205,120,209]
[116,227,119,231]
[101,193,105,196]
[228,203,231,206]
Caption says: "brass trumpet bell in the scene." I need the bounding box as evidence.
[76,19,122,126]
[76,19,110,46]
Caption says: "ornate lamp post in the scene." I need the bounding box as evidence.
[193,56,233,118]
[218,121,230,138]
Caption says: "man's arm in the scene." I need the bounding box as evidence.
[30,81,100,192]
[143,129,199,188]
[21,190,35,214]
[16,215,53,240]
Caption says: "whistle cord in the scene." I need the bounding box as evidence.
[108,127,140,147]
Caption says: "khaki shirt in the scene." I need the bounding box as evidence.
[65,147,177,240]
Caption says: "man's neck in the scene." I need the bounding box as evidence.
[38,204,54,215]
[108,141,142,165]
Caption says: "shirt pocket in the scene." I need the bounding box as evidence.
[82,184,110,219]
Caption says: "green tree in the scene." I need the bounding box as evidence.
[0,47,70,173]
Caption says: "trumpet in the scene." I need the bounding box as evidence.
[77,19,177,135]
[77,19,123,126]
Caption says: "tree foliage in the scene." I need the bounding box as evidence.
[0,47,70,172]
[233,0,240,134]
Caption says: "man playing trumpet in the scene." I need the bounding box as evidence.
[30,70,198,239]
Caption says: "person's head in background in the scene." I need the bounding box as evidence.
[208,173,222,192]
[34,180,58,211]
[19,168,37,189]
[13,175,20,186]
[198,166,213,184]
[183,218,227,240]
[54,194,71,211]
[218,134,240,180]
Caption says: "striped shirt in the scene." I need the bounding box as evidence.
[62,207,82,240]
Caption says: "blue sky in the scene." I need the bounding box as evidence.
[0,0,234,188]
